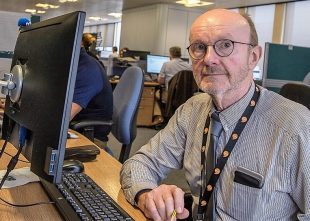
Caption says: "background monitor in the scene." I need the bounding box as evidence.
[2,11,85,183]
[123,50,150,60]
[146,54,170,74]
[181,57,190,63]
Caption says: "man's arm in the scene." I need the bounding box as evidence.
[289,125,310,219]
[157,73,165,84]
[70,102,82,120]
[157,63,167,84]
[120,102,192,220]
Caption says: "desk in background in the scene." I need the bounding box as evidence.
[0,133,146,221]
[110,79,161,126]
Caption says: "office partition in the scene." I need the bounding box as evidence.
[262,42,310,92]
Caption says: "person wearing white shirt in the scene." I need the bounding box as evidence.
[107,46,119,76]
[157,46,192,102]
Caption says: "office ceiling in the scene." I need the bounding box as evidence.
[0,0,300,25]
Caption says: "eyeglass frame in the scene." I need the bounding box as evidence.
[186,39,254,60]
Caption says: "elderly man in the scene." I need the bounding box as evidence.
[121,9,310,221]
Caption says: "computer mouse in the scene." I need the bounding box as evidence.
[62,159,84,173]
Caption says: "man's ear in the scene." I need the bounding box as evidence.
[248,45,262,70]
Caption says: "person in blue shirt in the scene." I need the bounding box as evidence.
[71,42,113,144]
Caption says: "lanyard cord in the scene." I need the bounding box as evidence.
[197,85,260,220]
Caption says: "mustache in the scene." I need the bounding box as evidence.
[201,66,228,75]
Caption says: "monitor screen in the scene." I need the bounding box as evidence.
[2,11,85,183]
[253,65,262,80]
[147,54,170,74]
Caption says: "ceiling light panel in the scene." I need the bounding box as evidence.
[176,0,214,7]
[35,3,59,9]
[59,0,78,3]
[108,13,122,18]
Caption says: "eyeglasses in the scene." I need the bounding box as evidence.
[187,39,254,60]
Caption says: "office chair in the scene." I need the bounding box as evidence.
[279,83,310,109]
[71,66,144,163]
[164,70,199,120]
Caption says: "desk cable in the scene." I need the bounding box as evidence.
[0,122,30,163]
[0,120,14,159]
[0,126,55,207]
[2,151,29,163]
[0,195,55,207]
[0,126,28,189]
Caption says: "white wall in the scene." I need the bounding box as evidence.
[120,5,160,53]
[0,11,30,52]
[283,0,310,47]
[247,5,275,72]
[120,4,203,56]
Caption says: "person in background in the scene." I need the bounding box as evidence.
[157,46,192,102]
[107,46,119,77]
[82,33,96,56]
[120,9,310,220]
[119,47,129,58]
[82,33,105,70]
[111,46,119,57]
[0,99,5,130]
[70,38,113,148]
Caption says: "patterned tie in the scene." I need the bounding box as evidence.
[206,111,223,221]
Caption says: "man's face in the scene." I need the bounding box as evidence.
[189,10,255,96]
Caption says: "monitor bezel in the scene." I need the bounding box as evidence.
[2,11,85,184]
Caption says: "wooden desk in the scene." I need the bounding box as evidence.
[0,134,146,221]
[110,79,159,87]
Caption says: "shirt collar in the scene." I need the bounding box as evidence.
[211,82,255,130]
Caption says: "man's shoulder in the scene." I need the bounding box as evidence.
[257,87,310,132]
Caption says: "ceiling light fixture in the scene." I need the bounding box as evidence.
[176,0,214,7]
[59,0,78,3]
[25,9,37,14]
[89,16,104,21]
[37,10,46,14]
[35,3,59,9]
[108,13,122,18]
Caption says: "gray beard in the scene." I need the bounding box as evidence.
[194,65,249,95]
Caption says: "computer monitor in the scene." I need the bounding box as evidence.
[146,54,170,74]
[123,50,150,60]
[181,57,190,63]
[253,65,263,80]
[1,11,85,183]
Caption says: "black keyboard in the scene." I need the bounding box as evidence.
[41,172,132,221]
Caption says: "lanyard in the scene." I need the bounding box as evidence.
[197,85,260,220]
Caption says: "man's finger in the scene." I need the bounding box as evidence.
[176,208,190,220]
[172,187,185,213]
[145,197,162,221]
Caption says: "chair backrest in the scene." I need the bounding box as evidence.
[165,70,198,119]
[111,66,144,145]
[279,83,310,109]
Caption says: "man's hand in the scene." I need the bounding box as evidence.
[137,184,190,221]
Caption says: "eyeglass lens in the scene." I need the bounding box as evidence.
[188,39,235,59]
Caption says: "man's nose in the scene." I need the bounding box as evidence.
[203,46,219,65]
